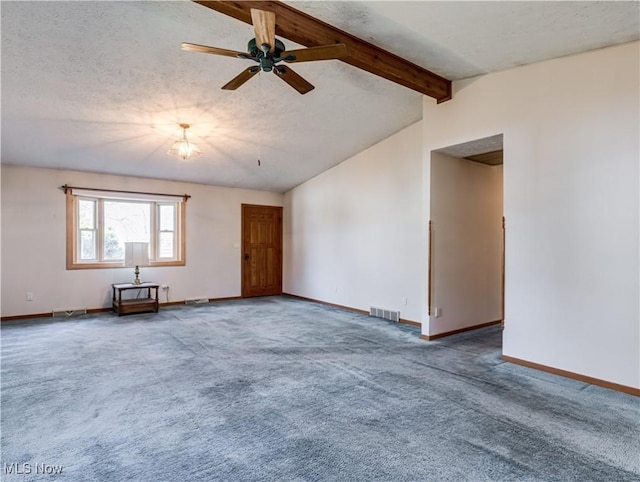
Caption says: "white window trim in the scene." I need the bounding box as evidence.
[156,203,178,261]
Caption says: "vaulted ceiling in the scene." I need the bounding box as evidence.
[2,1,638,192]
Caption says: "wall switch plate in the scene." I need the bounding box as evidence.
[26,292,33,301]
[402,297,408,306]
[434,307,442,318]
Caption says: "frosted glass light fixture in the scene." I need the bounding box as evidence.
[167,123,202,160]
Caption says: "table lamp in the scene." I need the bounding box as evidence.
[124,242,150,285]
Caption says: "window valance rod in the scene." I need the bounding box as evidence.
[60,184,190,202]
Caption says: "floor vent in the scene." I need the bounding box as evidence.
[369,307,400,323]
[52,308,87,318]
[185,298,210,305]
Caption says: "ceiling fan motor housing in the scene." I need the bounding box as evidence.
[247,38,287,72]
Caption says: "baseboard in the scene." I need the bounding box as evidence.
[283,293,421,327]
[1,312,53,322]
[208,296,243,303]
[399,319,421,327]
[284,293,368,315]
[1,296,244,322]
[420,320,502,341]
[159,297,242,307]
[162,301,187,307]
[502,355,640,397]
[87,307,112,314]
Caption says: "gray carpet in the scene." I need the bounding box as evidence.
[2,296,638,481]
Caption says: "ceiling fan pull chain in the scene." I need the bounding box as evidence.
[257,71,264,166]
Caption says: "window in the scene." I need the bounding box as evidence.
[66,190,186,269]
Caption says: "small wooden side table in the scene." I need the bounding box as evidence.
[112,282,160,316]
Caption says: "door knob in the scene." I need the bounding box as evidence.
[244,253,250,261]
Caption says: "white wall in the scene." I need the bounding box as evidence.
[424,42,639,388]
[0,165,283,317]
[430,152,503,335]
[284,122,426,323]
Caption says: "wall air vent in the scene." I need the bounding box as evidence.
[369,307,400,323]
[52,308,87,318]
[185,298,210,305]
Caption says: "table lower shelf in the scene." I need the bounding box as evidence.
[113,298,159,316]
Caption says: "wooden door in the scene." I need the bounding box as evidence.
[241,204,283,297]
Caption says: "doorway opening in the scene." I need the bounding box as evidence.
[427,134,504,342]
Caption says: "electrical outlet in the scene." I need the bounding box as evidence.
[434,307,442,318]
[402,297,407,306]
[26,292,34,301]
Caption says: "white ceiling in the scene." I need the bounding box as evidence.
[2,1,638,192]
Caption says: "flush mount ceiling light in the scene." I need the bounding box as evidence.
[167,123,201,160]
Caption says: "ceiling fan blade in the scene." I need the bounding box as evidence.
[181,43,248,58]
[222,67,259,90]
[250,9,276,52]
[274,66,314,95]
[282,44,348,63]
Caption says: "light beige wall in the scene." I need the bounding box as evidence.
[429,152,503,335]
[0,165,283,317]
[284,121,426,323]
[423,41,639,388]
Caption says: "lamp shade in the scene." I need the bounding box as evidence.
[124,242,150,267]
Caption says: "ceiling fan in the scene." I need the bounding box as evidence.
[181,8,348,95]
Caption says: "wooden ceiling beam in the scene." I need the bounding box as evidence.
[193,0,452,102]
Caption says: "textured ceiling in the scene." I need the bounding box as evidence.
[292,1,640,80]
[2,1,638,192]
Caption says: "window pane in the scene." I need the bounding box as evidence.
[103,226,124,260]
[103,201,151,261]
[78,199,95,229]
[158,232,174,258]
[80,230,96,260]
[159,204,175,231]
